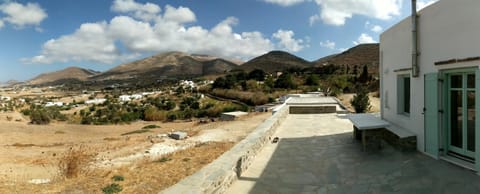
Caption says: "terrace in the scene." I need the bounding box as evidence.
[227,114,480,193]
[163,95,480,194]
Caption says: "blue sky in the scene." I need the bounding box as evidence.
[0,0,438,82]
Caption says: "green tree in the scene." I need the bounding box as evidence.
[350,86,371,113]
[275,73,297,89]
[212,77,226,89]
[358,64,369,83]
[305,74,320,86]
[248,69,266,81]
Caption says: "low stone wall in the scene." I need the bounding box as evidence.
[289,106,337,114]
[160,104,290,194]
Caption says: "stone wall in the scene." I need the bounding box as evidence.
[160,104,290,194]
[289,106,337,114]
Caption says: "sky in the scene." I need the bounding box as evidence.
[0,0,438,82]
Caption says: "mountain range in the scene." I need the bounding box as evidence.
[24,43,379,86]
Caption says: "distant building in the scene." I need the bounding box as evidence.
[45,102,63,107]
[119,95,131,102]
[179,80,196,89]
[119,94,142,102]
[85,98,107,105]
[0,96,11,101]
[220,111,248,121]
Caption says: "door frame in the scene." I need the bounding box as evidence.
[442,68,477,160]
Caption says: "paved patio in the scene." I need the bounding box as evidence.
[227,114,480,194]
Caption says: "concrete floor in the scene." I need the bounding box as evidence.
[226,114,480,194]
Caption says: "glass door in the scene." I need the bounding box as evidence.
[447,73,475,159]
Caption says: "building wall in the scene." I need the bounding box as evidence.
[380,0,480,152]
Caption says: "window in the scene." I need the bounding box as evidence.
[397,74,411,115]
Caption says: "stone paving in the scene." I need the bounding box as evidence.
[226,114,480,194]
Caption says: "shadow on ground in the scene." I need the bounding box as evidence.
[239,131,480,194]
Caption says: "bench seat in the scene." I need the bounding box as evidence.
[348,113,417,151]
[385,124,415,138]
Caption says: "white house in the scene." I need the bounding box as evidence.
[179,80,196,88]
[45,102,63,107]
[85,98,107,105]
[381,0,480,171]
[119,94,142,102]
[0,96,11,101]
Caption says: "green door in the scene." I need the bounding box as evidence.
[425,73,439,157]
[446,72,475,160]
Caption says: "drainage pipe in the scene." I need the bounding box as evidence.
[412,0,419,77]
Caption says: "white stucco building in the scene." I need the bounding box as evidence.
[381,0,480,172]
[85,98,107,105]
[119,94,142,102]
[45,102,64,107]
[0,96,11,101]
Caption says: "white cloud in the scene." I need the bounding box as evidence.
[111,0,161,21]
[0,2,47,28]
[309,14,320,26]
[27,2,309,64]
[319,40,336,50]
[263,0,305,7]
[371,25,383,33]
[353,33,377,45]
[163,5,196,24]
[0,20,4,29]
[23,22,130,64]
[311,0,401,26]
[273,29,305,52]
[417,0,438,11]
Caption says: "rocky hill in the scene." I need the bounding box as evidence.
[314,43,379,74]
[28,67,99,85]
[238,51,312,73]
[93,52,240,80]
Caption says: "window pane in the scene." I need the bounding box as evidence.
[467,74,475,89]
[451,75,462,88]
[404,77,410,113]
[467,91,475,152]
[450,90,463,148]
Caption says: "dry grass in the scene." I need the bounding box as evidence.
[57,145,97,179]
[121,129,152,136]
[118,141,235,193]
[11,143,65,148]
[0,141,235,193]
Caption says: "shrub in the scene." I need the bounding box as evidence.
[58,145,95,179]
[305,74,320,86]
[167,112,177,121]
[112,175,124,182]
[350,86,371,113]
[144,107,166,121]
[156,157,172,163]
[30,109,51,125]
[142,124,160,129]
[102,183,122,194]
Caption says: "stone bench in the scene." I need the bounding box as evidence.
[383,124,417,151]
[348,113,417,151]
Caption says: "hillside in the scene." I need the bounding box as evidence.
[94,52,240,80]
[28,67,99,85]
[238,51,312,73]
[314,43,379,73]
